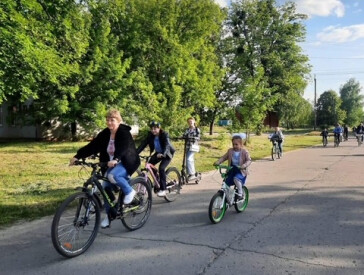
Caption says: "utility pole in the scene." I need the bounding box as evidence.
[314,74,317,131]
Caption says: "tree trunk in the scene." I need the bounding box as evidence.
[209,110,217,135]
[71,121,77,141]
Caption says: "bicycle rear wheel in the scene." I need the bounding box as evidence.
[121,177,152,231]
[208,191,226,224]
[234,186,249,213]
[164,167,181,202]
[51,192,100,258]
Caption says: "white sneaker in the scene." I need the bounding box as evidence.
[123,189,136,204]
[101,216,110,228]
[188,175,197,180]
[157,190,166,197]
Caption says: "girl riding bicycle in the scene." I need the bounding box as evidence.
[137,121,175,197]
[214,135,251,200]
[69,109,140,228]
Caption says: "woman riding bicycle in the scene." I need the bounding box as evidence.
[137,121,175,197]
[333,123,343,144]
[69,109,140,228]
[214,135,251,200]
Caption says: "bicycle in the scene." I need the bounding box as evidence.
[356,133,363,146]
[177,137,202,185]
[269,137,281,160]
[322,136,328,147]
[334,133,340,147]
[208,165,249,224]
[51,157,152,258]
[138,155,181,202]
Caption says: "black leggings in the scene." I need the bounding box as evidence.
[149,153,172,190]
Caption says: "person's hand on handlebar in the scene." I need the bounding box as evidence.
[69,157,78,166]
[108,159,118,168]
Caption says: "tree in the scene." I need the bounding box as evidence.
[279,92,313,129]
[317,90,346,127]
[222,0,310,136]
[339,78,364,127]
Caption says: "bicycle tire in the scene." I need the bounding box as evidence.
[51,192,100,258]
[121,177,152,231]
[209,191,226,224]
[234,186,249,213]
[271,146,275,161]
[164,167,181,202]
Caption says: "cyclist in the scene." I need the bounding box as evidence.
[69,109,140,228]
[137,121,175,197]
[343,125,349,141]
[320,128,329,145]
[270,127,284,156]
[355,122,364,142]
[183,117,201,180]
[333,123,343,144]
[214,135,251,200]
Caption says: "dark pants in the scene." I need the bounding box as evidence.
[149,153,172,190]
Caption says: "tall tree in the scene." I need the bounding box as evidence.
[224,0,310,135]
[317,90,346,127]
[339,78,364,127]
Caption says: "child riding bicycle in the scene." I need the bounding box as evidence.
[214,135,251,200]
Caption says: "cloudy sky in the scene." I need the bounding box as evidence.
[216,0,364,102]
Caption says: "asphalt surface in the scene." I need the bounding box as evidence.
[0,137,363,275]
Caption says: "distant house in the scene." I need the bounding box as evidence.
[218,119,232,126]
[0,102,140,140]
[0,102,40,139]
[235,109,279,128]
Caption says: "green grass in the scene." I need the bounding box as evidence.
[0,130,321,227]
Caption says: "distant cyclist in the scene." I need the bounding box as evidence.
[269,127,284,156]
[320,128,328,145]
[355,122,364,142]
[333,124,343,144]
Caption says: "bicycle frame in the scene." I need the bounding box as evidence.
[140,158,161,190]
[79,161,140,216]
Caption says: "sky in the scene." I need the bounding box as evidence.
[215,0,364,103]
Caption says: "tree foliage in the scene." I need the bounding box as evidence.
[339,78,364,127]
[317,90,346,127]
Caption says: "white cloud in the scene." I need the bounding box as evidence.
[295,0,345,17]
[317,24,364,43]
[215,0,229,8]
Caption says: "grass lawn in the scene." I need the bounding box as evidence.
[0,129,321,227]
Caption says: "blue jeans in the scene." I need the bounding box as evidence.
[186,150,196,175]
[102,163,132,214]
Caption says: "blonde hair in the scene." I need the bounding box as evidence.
[106,109,122,123]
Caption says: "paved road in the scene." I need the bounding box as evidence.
[1,138,363,275]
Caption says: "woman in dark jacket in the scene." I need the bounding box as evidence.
[70,109,140,228]
[137,121,175,197]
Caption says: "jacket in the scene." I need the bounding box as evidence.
[216,148,252,176]
[137,130,175,159]
[74,124,140,175]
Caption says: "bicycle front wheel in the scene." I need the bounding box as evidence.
[208,192,226,224]
[121,177,152,231]
[234,186,249,213]
[164,167,181,202]
[271,146,275,161]
[51,192,100,258]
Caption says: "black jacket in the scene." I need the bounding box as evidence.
[137,130,175,159]
[74,124,140,175]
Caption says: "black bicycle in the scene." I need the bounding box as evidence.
[51,157,152,258]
